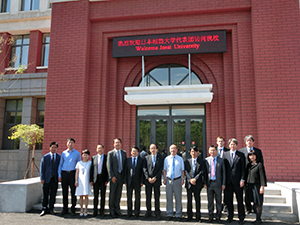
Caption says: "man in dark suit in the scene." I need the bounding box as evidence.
[205,145,226,223]
[107,138,127,218]
[216,136,229,212]
[124,146,144,218]
[223,138,245,224]
[143,143,164,220]
[90,144,108,217]
[239,135,264,214]
[185,146,207,222]
[40,142,61,216]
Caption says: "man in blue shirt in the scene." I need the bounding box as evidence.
[58,138,81,216]
[163,144,185,221]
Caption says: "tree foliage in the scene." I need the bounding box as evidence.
[8,124,44,147]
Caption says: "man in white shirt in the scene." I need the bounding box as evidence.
[163,144,185,221]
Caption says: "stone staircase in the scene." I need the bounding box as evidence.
[33,182,298,223]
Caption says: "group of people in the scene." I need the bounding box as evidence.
[39,136,267,225]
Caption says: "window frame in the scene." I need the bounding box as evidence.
[21,0,39,11]
[41,34,50,67]
[1,0,10,13]
[10,35,30,68]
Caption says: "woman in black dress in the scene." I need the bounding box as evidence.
[245,150,267,224]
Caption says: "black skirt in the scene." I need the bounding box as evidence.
[247,183,264,205]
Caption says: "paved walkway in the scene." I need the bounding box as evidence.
[0,210,297,225]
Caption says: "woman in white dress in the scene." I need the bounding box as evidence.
[75,149,92,216]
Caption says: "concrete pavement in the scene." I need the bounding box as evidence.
[0,209,297,225]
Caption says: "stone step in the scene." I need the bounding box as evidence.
[33,182,296,223]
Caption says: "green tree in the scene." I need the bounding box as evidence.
[9,124,44,178]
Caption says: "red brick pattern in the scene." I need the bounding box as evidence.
[43,0,300,181]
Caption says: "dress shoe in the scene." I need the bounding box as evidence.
[199,218,202,223]
[126,214,132,218]
[60,210,68,216]
[40,210,46,217]
[166,216,172,221]
[238,220,244,224]
[134,215,139,219]
[49,210,55,215]
[208,218,213,223]
[110,213,116,218]
[216,218,222,223]
[92,212,97,217]
[115,211,123,217]
[71,208,76,216]
[226,218,233,223]
[100,211,105,217]
[143,212,151,219]
[176,217,181,222]
[155,215,161,220]
[185,217,192,222]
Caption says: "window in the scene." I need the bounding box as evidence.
[2,99,23,149]
[10,35,30,68]
[41,34,50,66]
[139,64,202,86]
[1,0,10,12]
[36,98,45,149]
[36,98,45,127]
[21,0,39,11]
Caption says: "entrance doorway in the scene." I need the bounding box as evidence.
[136,105,206,159]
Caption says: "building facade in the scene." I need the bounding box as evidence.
[1,0,300,182]
[0,0,50,180]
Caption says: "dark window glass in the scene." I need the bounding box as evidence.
[10,35,30,68]
[139,64,202,87]
[36,99,45,149]
[21,0,39,11]
[41,34,50,66]
[1,0,10,12]
[2,99,23,150]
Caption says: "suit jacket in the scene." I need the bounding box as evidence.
[185,157,207,189]
[223,150,245,185]
[143,154,164,187]
[245,162,267,186]
[239,147,264,167]
[124,156,144,186]
[139,150,148,159]
[107,149,127,182]
[40,152,61,183]
[205,156,226,188]
[218,147,229,158]
[90,154,108,184]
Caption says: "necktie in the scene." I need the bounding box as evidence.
[211,158,215,179]
[98,155,102,174]
[152,155,156,168]
[51,154,55,176]
[231,152,234,164]
[219,148,222,157]
[133,157,136,175]
[192,159,196,177]
[171,156,175,179]
[118,151,122,173]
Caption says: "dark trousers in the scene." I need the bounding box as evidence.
[225,183,245,221]
[244,185,252,211]
[61,170,76,211]
[126,177,141,216]
[186,185,201,220]
[42,177,58,210]
[145,185,161,216]
[109,172,123,215]
[93,174,106,213]
[207,182,222,219]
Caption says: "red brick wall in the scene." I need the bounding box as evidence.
[251,0,300,181]
[27,30,43,73]
[0,32,12,73]
[44,0,300,181]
